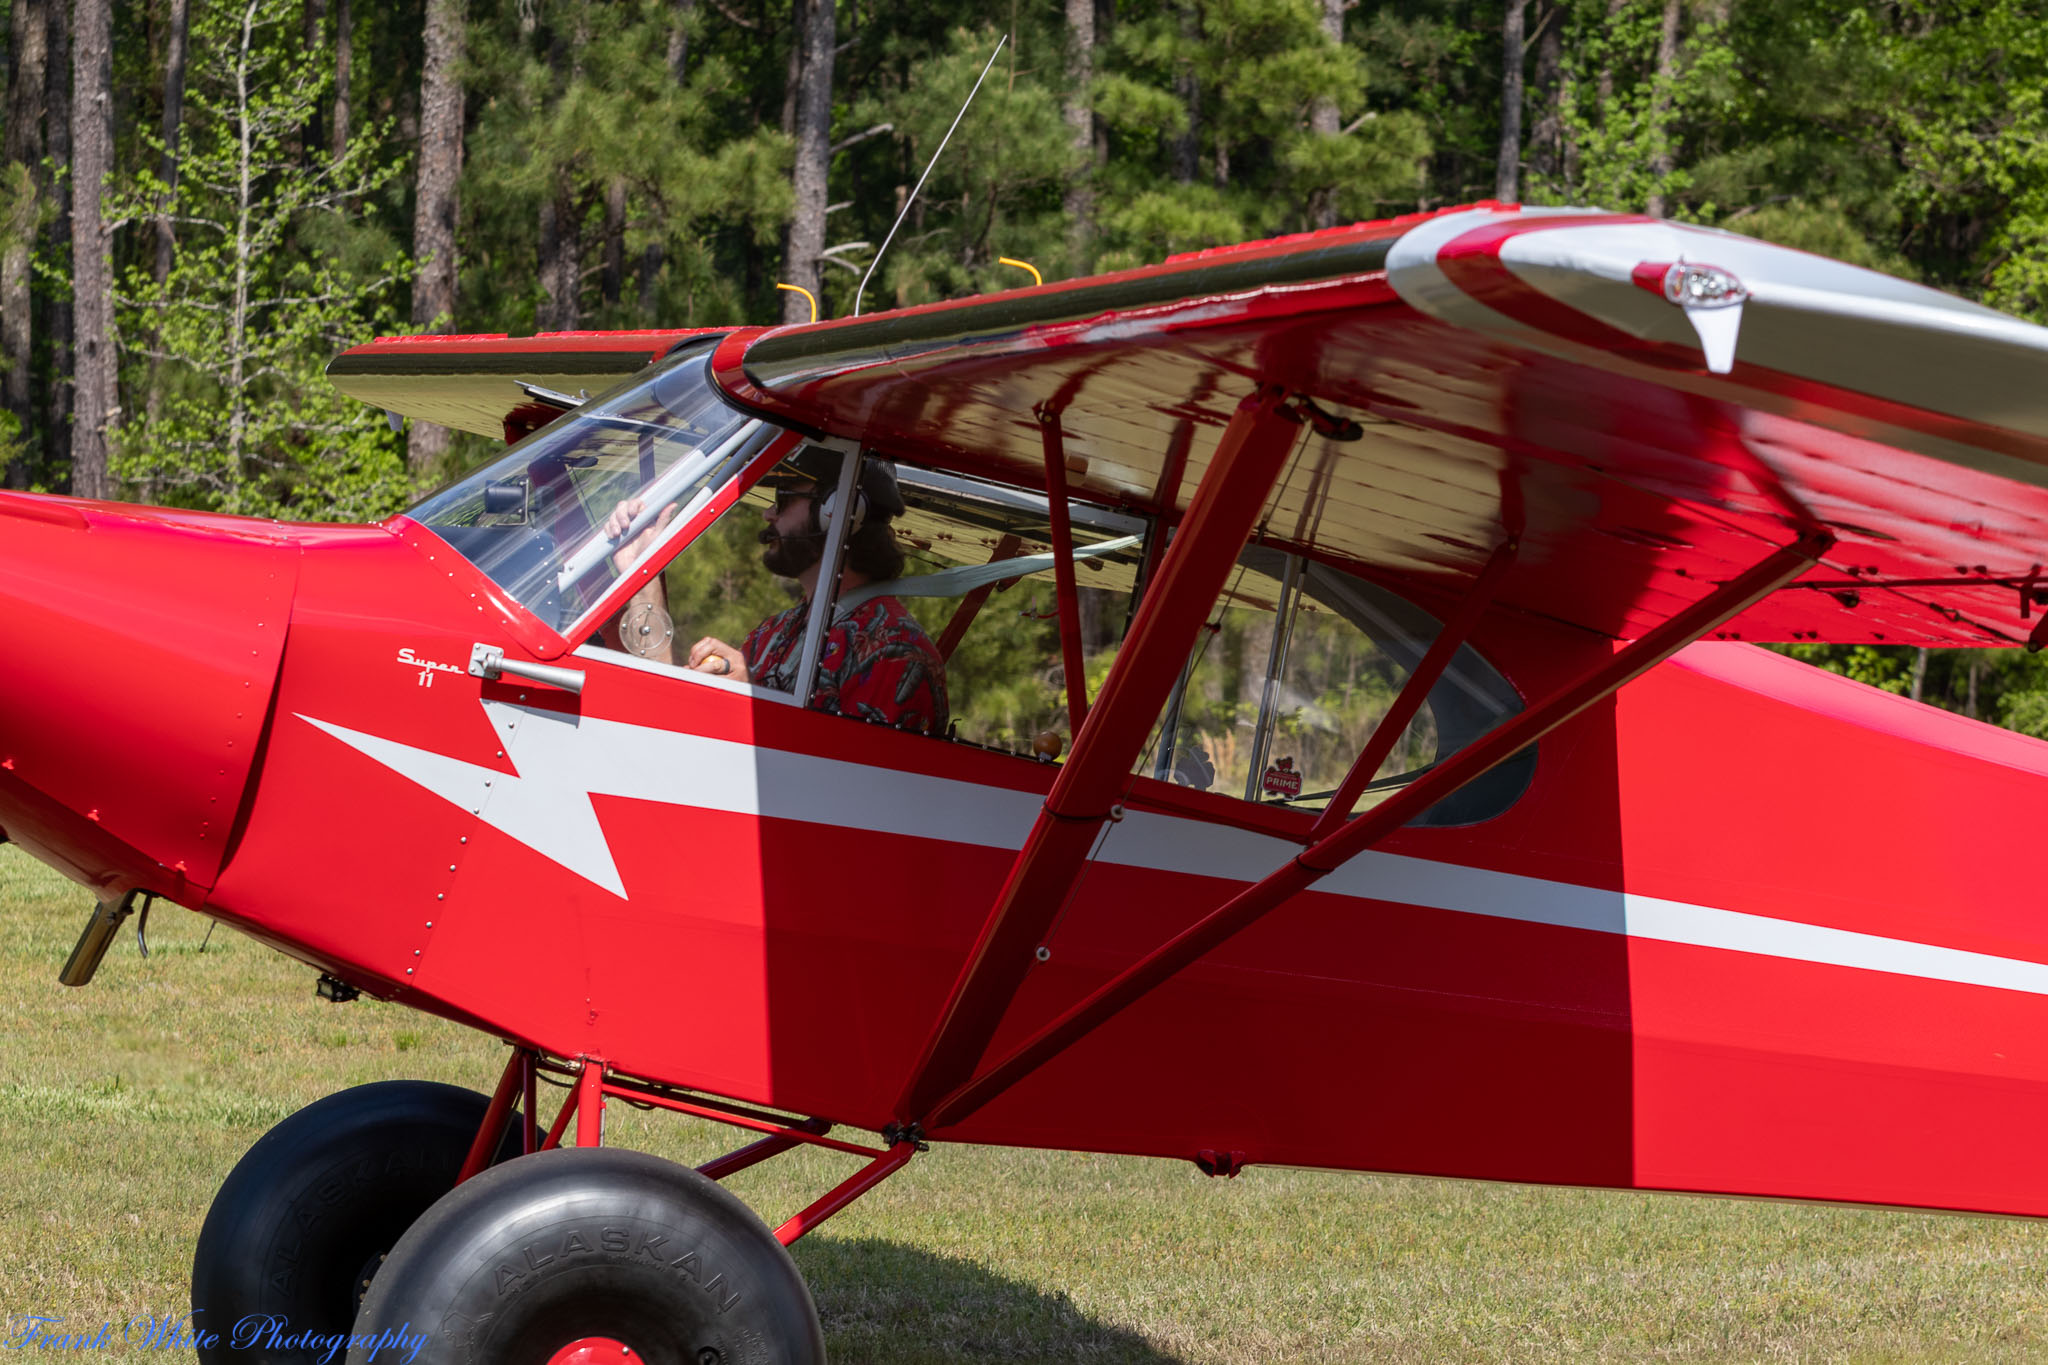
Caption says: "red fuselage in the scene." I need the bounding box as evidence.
[5,485,2046,1216]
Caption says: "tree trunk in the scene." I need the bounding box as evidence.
[537,186,582,330]
[639,2,690,321]
[1910,646,1929,702]
[69,0,113,500]
[778,0,802,135]
[1965,655,1981,719]
[1495,0,1527,202]
[1062,0,1095,265]
[1644,0,1680,217]
[408,0,464,473]
[227,0,255,481]
[639,242,663,315]
[155,0,189,285]
[2,0,47,488]
[1307,0,1342,229]
[602,176,626,310]
[1527,0,1562,186]
[331,0,352,164]
[43,0,69,486]
[666,0,691,82]
[301,0,326,155]
[781,0,833,324]
[1170,6,1199,185]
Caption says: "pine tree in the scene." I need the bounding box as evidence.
[114,0,410,519]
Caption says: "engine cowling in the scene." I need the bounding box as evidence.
[0,492,299,899]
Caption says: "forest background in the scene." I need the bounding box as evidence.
[1,0,2046,734]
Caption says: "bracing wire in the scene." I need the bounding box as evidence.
[853,35,1008,318]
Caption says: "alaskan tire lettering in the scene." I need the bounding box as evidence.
[349,1148,819,1365]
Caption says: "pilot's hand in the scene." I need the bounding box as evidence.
[686,637,749,683]
[606,498,679,572]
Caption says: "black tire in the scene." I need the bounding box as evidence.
[349,1147,824,1365]
[192,1079,530,1364]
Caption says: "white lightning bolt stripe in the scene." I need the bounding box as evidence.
[300,701,1046,897]
[300,701,2048,1001]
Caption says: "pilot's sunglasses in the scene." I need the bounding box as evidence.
[773,488,822,514]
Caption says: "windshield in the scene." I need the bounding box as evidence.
[406,340,775,632]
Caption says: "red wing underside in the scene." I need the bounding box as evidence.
[727,208,2048,647]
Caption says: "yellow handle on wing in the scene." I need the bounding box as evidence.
[998,257,1043,287]
[775,283,819,323]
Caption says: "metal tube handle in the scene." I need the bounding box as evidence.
[469,644,585,694]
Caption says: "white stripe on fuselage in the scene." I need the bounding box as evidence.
[300,701,2048,1000]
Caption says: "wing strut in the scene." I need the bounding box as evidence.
[922,526,1836,1131]
[1040,410,1092,736]
[893,385,1306,1124]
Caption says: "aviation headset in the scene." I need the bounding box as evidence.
[809,481,868,538]
[774,447,901,540]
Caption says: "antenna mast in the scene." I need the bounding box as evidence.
[853,35,1009,318]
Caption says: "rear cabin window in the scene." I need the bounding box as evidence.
[1141,545,1530,827]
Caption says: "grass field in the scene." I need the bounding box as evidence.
[5,845,2048,1362]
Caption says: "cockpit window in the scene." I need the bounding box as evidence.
[405,340,778,633]
[1144,545,1530,827]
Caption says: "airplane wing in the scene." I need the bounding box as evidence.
[326,329,715,440]
[724,204,2048,647]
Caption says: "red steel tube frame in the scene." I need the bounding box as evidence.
[926,529,1835,1129]
[520,1050,538,1156]
[773,1142,918,1246]
[1134,418,1195,609]
[1040,413,1092,738]
[894,386,1305,1123]
[466,1054,909,1230]
[575,1057,607,1149]
[697,1133,807,1182]
[603,1082,890,1160]
[456,1048,527,1184]
[936,535,1024,662]
[1306,538,1519,841]
[541,1085,579,1151]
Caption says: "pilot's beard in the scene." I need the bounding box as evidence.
[760,530,821,578]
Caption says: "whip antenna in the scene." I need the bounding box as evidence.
[854,34,1008,318]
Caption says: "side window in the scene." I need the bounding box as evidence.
[583,449,1145,750]
[879,466,1144,756]
[1144,546,1530,827]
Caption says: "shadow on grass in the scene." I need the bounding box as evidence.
[795,1236,1188,1365]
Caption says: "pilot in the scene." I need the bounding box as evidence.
[606,450,949,735]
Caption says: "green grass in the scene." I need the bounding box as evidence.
[4,844,2048,1362]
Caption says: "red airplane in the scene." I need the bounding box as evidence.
[6,201,2048,1365]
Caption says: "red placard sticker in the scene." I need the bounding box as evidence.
[1261,756,1302,798]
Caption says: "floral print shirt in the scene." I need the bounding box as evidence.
[744,595,949,735]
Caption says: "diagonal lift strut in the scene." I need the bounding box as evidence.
[922,526,1836,1131]
[893,385,1306,1123]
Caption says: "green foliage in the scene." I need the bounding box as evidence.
[1880,0,2048,321]
[464,0,793,331]
[111,0,411,519]
[1543,0,1738,215]
[1088,0,1428,266]
[849,24,1077,310]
